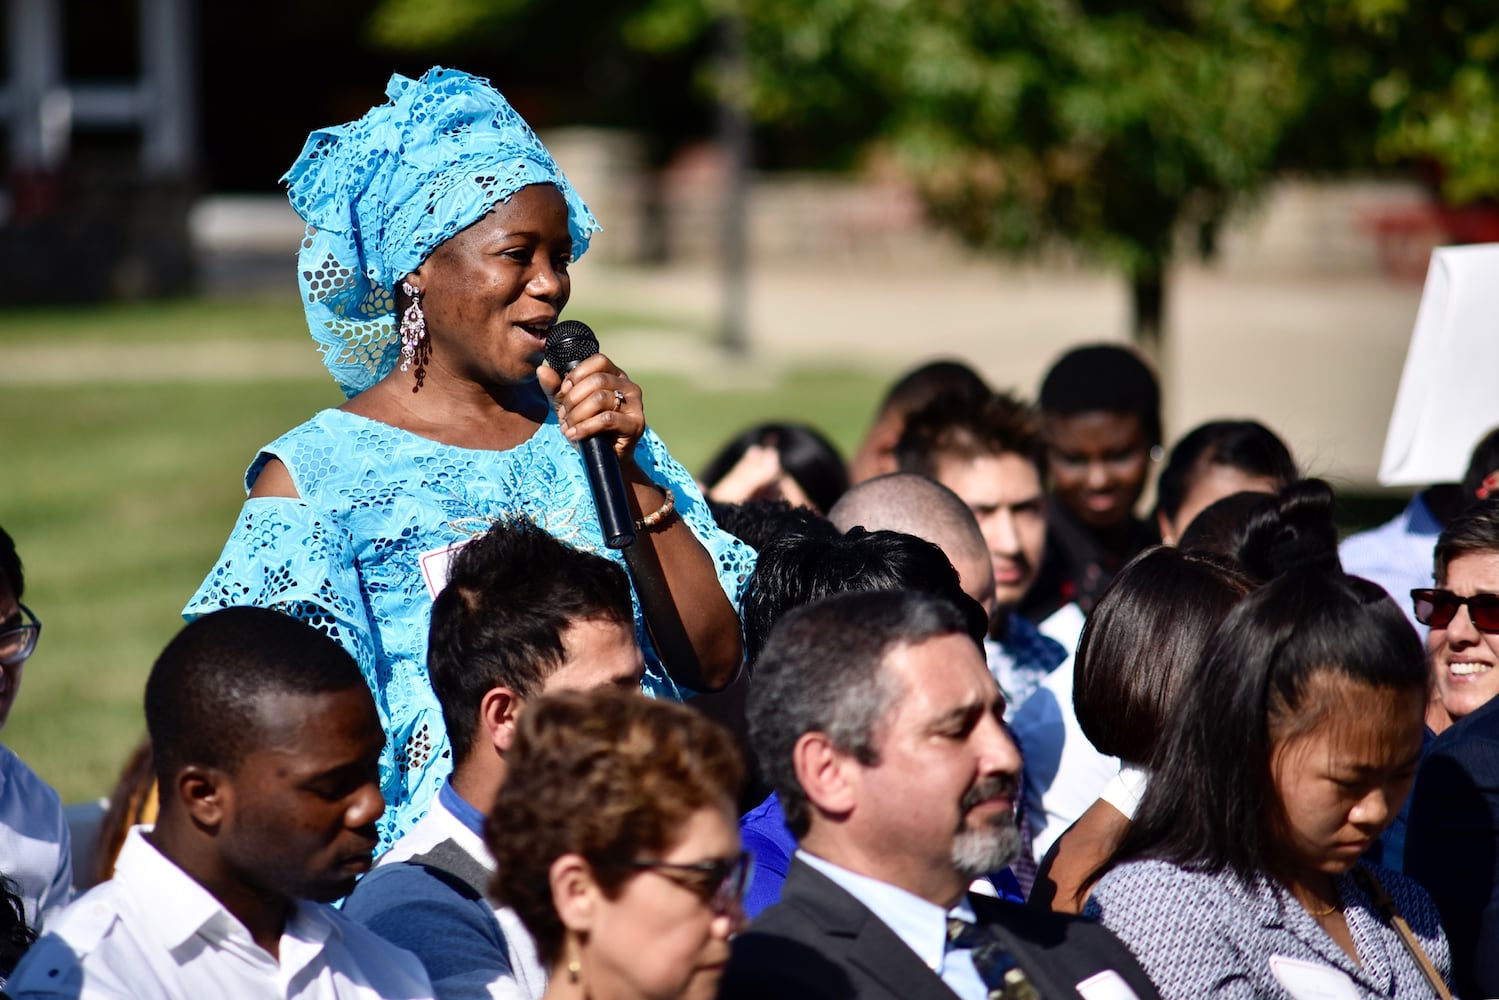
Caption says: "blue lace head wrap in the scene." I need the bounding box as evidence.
[282,66,601,397]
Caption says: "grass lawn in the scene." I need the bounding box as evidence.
[0,296,888,802]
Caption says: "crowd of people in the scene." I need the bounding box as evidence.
[0,63,1493,1000]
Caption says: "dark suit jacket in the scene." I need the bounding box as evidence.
[720,857,1162,999]
[1406,693,1499,1000]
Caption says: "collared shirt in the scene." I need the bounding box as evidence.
[1010,655,1121,860]
[797,850,989,1000]
[985,612,1068,720]
[1340,492,1442,637]
[0,743,72,930]
[740,794,1024,920]
[6,827,434,999]
[342,779,546,1000]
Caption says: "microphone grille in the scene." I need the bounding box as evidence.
[544,320,599,371]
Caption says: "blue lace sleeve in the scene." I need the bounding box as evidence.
[630,428,757,701]
[183,498,378,688]
[635,427,756,610]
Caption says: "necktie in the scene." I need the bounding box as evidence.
[947,917,1040,1000]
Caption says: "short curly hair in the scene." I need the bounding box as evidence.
[485,689,743,967]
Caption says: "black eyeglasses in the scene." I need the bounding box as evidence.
[1412,589,1499,632]
[617,851,752,912]
[0,604,41,667]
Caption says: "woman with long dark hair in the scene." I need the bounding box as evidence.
[1029,545,1253,913]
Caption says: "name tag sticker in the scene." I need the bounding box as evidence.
[1268,955,1361,1000]
[1075,970,1141,1000]
[419,540,471,599]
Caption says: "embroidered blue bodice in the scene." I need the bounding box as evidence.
[185,408,755,848]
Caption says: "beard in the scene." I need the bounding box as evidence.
[952,773,1022,878]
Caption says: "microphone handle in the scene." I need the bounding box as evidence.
[580,420,638,550]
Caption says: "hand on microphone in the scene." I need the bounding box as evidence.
[539,353,645,463]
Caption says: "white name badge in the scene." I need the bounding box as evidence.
[1268,955,1362,1000]
[419,540,472,599]
[1075,969,1141,1000]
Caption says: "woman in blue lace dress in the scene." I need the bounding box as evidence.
[185,67,754,849]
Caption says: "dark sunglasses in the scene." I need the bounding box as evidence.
[618,851,752,912]
[1411,588,1499,632]
[0,603,41,667]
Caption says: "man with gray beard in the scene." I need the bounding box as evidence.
[721,590,1160,1000]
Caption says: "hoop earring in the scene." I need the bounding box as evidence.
[399,281,426,374]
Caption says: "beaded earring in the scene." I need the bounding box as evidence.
[399,281,426,373]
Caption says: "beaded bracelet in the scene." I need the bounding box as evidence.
[635,486,677,531]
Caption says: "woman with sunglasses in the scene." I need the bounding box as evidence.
[1412,497,1499,731]
[487,689,747,1000]
[1406,497,1499,998]
[1083,481,1454,999]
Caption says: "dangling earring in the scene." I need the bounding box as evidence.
[399,280,426,373]
[566,937,582,984]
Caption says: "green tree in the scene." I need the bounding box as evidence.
[631,0,1314,348]
[366,0,1499,344]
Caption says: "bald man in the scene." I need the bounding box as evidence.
[830,472,1064,721]
[828,473,996,618]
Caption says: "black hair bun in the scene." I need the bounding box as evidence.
[1234,478,1341,582]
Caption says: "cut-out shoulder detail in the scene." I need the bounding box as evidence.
[185,408,756,849]
[248,457,301,499]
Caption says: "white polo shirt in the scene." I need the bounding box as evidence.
[6,827,434,999]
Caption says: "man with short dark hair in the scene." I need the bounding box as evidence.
[7,606,433,997]
[895,393,1065,716]
[736,526,1016,916]
[722,590,1159,1000]
[343,518,643,999]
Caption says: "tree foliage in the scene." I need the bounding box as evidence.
[364,0,1499,339]
[637,0,1318,341]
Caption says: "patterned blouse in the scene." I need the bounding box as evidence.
[1085,859,1452,999]
[184,408,756,848]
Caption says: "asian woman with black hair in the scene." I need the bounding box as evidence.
[1084,480,1453,999]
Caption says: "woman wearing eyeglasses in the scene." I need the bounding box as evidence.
[487,689,747,1000]
[0,526,72,933]
[1083,481,1454,1000]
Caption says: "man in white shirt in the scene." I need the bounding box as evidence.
[343,518,644,999]
[6,606,434,999]
[721,590,1159,1000]
[0,526,72,932]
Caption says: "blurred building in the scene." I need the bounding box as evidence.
[0,0,196,303]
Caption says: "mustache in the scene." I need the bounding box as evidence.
[960,773,1018,812]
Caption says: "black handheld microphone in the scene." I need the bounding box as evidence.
[545,320,637,549]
